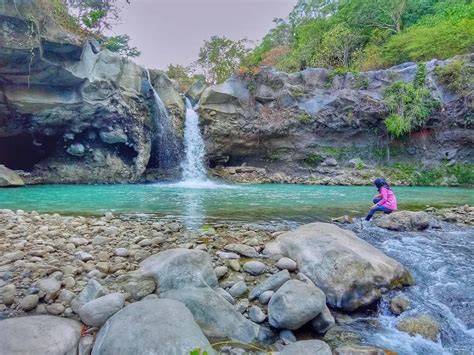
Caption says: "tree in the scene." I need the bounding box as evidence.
[195,36,250,84]
[66,0,129,33]
[343,0,408,33]
[103,35,140,57]
[288,0,339,27]
[312,23,361,67]
[165,64,194,91]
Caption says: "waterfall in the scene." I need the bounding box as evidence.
[146,70,179,170]
[181,98,207,182]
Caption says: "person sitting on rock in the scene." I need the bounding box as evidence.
[365,178,397,221]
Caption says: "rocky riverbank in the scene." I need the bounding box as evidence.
[2,208,469,354]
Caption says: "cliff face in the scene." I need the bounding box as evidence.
[0,1,183,183]
[198,56,473,177]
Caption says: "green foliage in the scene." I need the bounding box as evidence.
[414,63,427,88]
[384,162,474,186]
[383,72,438,137]
[382,2,474,64]
[240,0,471,74]
[297,112,312,123]
[103,35,140,58]
[354,158,365,170]
[435,60,473,98]
[384,114,411,138]
[190,349,208,355]
[195,36,250,84]
[303,153,323,166]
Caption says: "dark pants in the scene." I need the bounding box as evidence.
[365,198,393,221]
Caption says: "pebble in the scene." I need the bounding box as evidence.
[214,266,229,279]
[217,251,240,260]
[235,299,249,313]
[75,251,93,262]
[249,305,266,323]
[243,261,266,276]
[1,284,16,305]
[276,257,297,272]
[228,281,248,298]
[47,303,65,315]
[114,248,129,257]
[280,329,297,344]
[19,294,39,311]
[259,290,274,305]
[228,260,240,271]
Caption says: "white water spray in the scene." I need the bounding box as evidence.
[181,98,208,182]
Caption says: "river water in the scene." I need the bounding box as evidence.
[0,183,473,353]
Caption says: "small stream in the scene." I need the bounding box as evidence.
[345,222,474,355]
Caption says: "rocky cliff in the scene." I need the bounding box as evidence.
[0,1,183,183]
[198,55,473,185]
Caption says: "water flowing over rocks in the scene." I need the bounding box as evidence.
[265,222,413,311]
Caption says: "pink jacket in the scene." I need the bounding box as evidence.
[378,187,397,211]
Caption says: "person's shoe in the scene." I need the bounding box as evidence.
[360,219,371,229]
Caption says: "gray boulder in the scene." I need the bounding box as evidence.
[71,279,108,313]
[79,292,125,327]
[0,165,24,187]
[268,279,326,330]
[162,286,265,344]
[249,270,290,300]
[99,129,128,144]
[139,248,218,293]
[186,79,207,103]
[375,211,431,231]
[224,243,259,258]
[269,223,413,311]
[92,299,214,355]
[66,143,85,157]
[280,340,332,355]
[334,345,388,355]
[311,304,335,333]
[0,316,81,355]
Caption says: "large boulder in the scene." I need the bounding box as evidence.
[0,165,24,187]
[280,340,332,355]
[397,314,440,341]
[0,316,81,355]
[266,223,413,311]
[78,292,125,327]
[268,279,326,330]
[162,286,270,344]
[139,249,218,293]
[375,211,431,231]
[92,299,214,355]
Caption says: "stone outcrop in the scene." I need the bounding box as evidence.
[0,2,183,183]
[0,316,81,355]
[199,56,473,179]
[375,211,432,231]
[0,165,25,187]
[264,223,413,311]
[92,299,214,355]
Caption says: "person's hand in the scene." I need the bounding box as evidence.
[371,204,377,209]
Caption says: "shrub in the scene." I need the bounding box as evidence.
[384,114,411,138]
[435,60,473,98]
[383,71,439,137]
[261,46,292,67]
[303,153,323,166]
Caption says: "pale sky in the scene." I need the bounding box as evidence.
[110,0,296,70]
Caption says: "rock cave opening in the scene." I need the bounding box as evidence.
[0,134,59,171]
[113,143,138,165]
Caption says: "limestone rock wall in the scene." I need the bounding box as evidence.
[0,1,183,183]
[198,55,473,175]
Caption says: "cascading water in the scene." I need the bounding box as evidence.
[146,70,180,170]
[181,98,208,182]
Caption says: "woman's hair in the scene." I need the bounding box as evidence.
[374,178,391,191]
